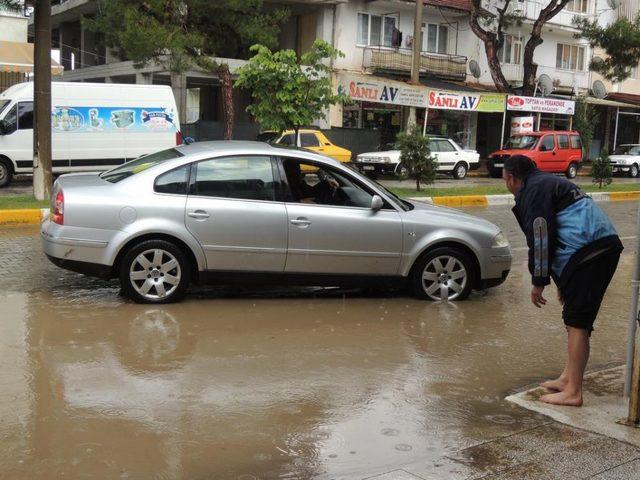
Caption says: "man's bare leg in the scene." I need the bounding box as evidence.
[541,328,570,391]
[540,326,589,406]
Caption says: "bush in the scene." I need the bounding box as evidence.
[395,125,435,191]
[591,148,613,188]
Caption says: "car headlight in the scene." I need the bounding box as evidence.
[492,232,509,248]
[383,157,391,163]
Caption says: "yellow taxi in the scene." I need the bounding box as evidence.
[273,129,352,164]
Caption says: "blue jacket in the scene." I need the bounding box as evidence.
[512,170,622,287]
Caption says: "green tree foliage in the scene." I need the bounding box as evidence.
[0,0,22,11]
[235,40,349,143]
[395,125,435,191]
[591,148,613,189]
[573,97,599,161]
[85,0,288,138]
[575,15,640,83]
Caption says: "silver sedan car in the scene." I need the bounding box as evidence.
[42,141,512,304]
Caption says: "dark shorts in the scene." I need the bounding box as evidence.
[560,250,620,333]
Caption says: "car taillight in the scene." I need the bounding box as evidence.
[176,132,182,145]
[53,190,64,225]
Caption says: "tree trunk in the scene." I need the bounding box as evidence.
[416,177,420,192]
[522,36,542,96]
[218,64,234,140]
[484,42,513,94]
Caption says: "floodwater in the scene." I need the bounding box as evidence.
[0,202,637,479]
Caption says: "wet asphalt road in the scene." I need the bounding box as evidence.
[0,201,638,479]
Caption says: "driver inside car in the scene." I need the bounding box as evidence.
[283,161,340,204]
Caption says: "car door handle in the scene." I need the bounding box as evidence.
[290,218,311,227]
[187,210,210,219]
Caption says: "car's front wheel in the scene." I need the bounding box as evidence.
[120,240,191,304]
[411,247,476,301]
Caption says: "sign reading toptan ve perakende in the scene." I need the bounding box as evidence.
[506,95,575,115]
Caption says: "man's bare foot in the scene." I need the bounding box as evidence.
[539,391,583,407]
[540,377,568,392]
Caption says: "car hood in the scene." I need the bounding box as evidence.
[609,154,636,161]
[359,150,400,157]
[406,199,500,234]
[490,148,533,157]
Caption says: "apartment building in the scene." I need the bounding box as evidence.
[36,0,639,156]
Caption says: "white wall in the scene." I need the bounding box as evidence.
[0,13,27,42]
[332,0,466,72]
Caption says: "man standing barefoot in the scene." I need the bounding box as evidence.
[503,155,623,407]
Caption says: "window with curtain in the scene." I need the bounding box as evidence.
[556,44,585,70]
[356,13,398,47]
[422,23,448,54]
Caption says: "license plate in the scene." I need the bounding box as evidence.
[362,165,375,171]
[493,163,504,168]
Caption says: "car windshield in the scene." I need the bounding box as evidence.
[0,99,10,116]
[100,148,184,183]
[613,145,640,155]
[504,135,539,150]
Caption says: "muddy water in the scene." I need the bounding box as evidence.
[0,207,636,479]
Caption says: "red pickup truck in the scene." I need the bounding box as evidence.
[488,131,583,179]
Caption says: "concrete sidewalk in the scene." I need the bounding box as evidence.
[362,366,640,480]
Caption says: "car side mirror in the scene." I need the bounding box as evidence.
[0,120,8,135]
[371,195,384,211]
[539,145,547,152]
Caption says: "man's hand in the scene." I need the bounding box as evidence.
[531,285,547,308]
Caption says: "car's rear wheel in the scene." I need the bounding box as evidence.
[0,159,13,188]
[630,164,639,178]
[120,240,190,304]
[565,163,578,179]
[452,162,468,180]
[411,247,476,301]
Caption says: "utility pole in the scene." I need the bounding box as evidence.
[33,0,53,201]
[407,0,424,129]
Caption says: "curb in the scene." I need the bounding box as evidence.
[409,190,640,207]
[0,208,49,225]
[0,191,638,225]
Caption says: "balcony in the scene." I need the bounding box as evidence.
[499,63,589,91]
[508,0,594,31]
[363,46,467,81]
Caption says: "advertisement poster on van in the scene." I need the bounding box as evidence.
[506,95,575,114]
[337,73,428,108]
[51,106,176,132]
[427,90,505,112]
[510,116,534,135]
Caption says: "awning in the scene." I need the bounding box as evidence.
[0,41,63,75]
[606,92,640,107]
[584,96,638,109]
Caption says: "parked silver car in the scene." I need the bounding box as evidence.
[42,141,511,304]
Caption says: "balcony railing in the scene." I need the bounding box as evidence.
[508,0,594,29]
[363,46,467,80]
[499,63,589,91]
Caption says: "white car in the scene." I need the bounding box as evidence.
[609,144,640,178]
[356,137,480,180]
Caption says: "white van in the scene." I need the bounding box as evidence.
[0,81,181,187]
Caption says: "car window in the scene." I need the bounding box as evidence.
[504,135,538,150]
[1,104,17,134]
[101,148,184,183]
[540,135,555,151]
[557,134,569,149]
[281,158,386,209]
[429,140,442,152]
[276,134,295,146]
[154,165,189,195]
[300,133,321,148]
[17,102,33,130]
[436,139,456,152]
[570,136,582,150]
[192,155,275,201]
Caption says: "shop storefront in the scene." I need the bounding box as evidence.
[425,89,506,152]
[505,95,575,131]
[336,72,428,147]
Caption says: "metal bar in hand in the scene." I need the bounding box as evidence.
[625,202,640,398]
